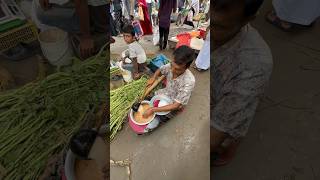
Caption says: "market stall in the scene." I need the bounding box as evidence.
[168,22,209,53]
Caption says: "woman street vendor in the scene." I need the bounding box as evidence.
[140,45,196,133]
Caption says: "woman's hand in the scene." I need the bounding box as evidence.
[143,108,154,118]
[147,77,155,87]
[79,36,95,59]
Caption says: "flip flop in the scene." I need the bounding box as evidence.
[192,64,207,72]
[265,11,294,32]
[210,152,220,164]
[212,153,231,167]
[211,140,240,167]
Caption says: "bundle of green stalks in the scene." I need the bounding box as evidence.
[0,50,108,179]
[110,77,148,140]
[110,67,121,76]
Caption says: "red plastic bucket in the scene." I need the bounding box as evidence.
[128,111,147,134]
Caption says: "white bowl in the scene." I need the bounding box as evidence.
[150,95,173,115]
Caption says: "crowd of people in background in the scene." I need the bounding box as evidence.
[109,0,210,38]
[110,0,211,77]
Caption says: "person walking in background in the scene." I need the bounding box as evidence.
[138,0,153,35]
[151,0,159,26]
[191,0,199,16]
[266,0,320,31]
[112,0,123,35]
[194,26,210,71]
[183,0,199,28]
[122,0,131,18]
[107,1,116,43]
[146,0,153,24]
[158,0,177,50]
[178,0,186,12]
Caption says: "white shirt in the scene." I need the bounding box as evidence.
[212,25,273,138]
[155,64,195,105]
[128,41,147,64]
[191,0,199,15]
[146,0,152,3]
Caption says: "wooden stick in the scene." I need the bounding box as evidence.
[141,75,165,100]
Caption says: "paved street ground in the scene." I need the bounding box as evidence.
[212,1,320,180]
[110,26,210,180]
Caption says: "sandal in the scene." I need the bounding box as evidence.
[210,152,220,166]
[192,64,207,72]
[211,140,240,167]
[266,11,294,32]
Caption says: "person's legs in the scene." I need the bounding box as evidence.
[211,127,227,153]
[88,5,108,50]
[266,10,293,31]
[89,5,107,34]
[213,137,241,166]
[36,4,80,33]
[147,3,152,23]
[159,26,164,50]
[124,0,131,17]
[144,116,160,133]
[114,10,123,34]
[211,127,242,167]
[129,0,135,15]
[139,63,153,77]
[138,63,148,73]
[184,8,195,28]
[106,4,115,43]
[110,13,118,36]
[122,63,134,72]
[162,27,169,49]
[158,115,170,123]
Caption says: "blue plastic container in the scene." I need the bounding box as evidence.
[148,54,169,72]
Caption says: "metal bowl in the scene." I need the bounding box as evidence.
[150,95,173,115]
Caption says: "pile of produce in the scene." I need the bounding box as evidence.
[110,77,147,140]
[0,51,108,179]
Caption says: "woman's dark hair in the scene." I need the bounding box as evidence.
[122,24,135,36]
[69,129,98,159]
[213,0,264,17]
[173,45,195,68]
